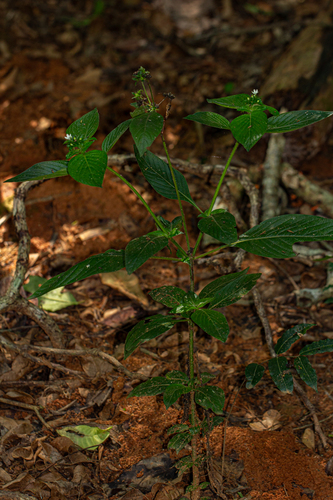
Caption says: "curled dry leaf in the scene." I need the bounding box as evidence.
[249,409,281,431]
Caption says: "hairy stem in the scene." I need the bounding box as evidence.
[141,81,152,105]
[192,142,239,258]
[188,249,200,498]
[161,136,191,252]
[107,166,187,258]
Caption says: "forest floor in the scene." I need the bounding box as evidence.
[1,1,333,499]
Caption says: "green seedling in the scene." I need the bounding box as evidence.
[7,69,333,499]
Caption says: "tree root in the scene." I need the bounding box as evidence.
[0,180,64,348]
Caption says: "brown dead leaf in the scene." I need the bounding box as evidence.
[81,355,114,378]
[77,221,116,241]
[0,466,12,482]
[37,442,63,464]
[137,364,157,378]
[0,67,18,95]
[121,489,144,500]
[101,270,149,307]
[0,355,33,382]
[1,472,32,490]
[72,465,91,483]
[0,421,33,446]
[249,409,281,431]
[103,306,137,327]
[302,428,315,450]
[10,446,34,462]
[153,483,185,499]
[39,471,63,483]
[4,390,34,405]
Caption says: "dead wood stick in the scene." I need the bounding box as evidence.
[293,379,328,448]
[0,334,86,380]
[262,134,286,221]
[0,334,147,381]
[252,288,276,358]
[281,163,333,219]
[0,397,51,430]
[8,342,149,381]
[0,180,64,348]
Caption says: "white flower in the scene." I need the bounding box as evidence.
[64,134,72,140]
[252,89,259,95]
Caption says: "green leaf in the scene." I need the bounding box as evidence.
[156,215,183,237]
[200,372,215,384]
[168,432,192,454]
[299,339,333,356]
[129,377,172,397]
[102,119,132,153]
[167,424,189,436]
[170,292,212,315]
[275,324,315,354]
[230,111,267,151]
[245,363,265,389]
[163,384,189,409]
[125,231,169,274]
[57,424,112,451]
[174,455,193,473]
[198,209,237,244]
[235,214,333,259]
[124,316,177,358]
[30,249,124,298]
[195,386,225,414]
[129,111,164,156]
[207,94,251,110]
[294,356,318,392]
[68,150,107,187]
[66,108,99,139]
[184,112,230,130]
[208,272,260,308]
[268,357,293,394]
[166,371,189,383]
[199,269,248,299]
[149,286,186,308]
[135,148,198,209]
[24,276,78,312]
[267,110,333,134]
[5,161,68,183]
[191,309,229,343]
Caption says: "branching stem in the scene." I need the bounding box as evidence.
[192,142,239,258]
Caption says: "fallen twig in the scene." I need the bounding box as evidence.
[262,133,286,221]
[0,397,51,430]
[0,334,148,381]
[281,162,333,219]
[0,333,86,379]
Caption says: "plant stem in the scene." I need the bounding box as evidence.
[107,166,187,258]
[187,252,200,498]
[141,82,152,105]
[150,256,182,261]
[147,81,154,104]
[208,142,239,215]
[194,243,229,260]
[161,136,191,253]
[192,142,239,258]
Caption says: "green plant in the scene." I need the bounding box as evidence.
[7,70,333,498]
